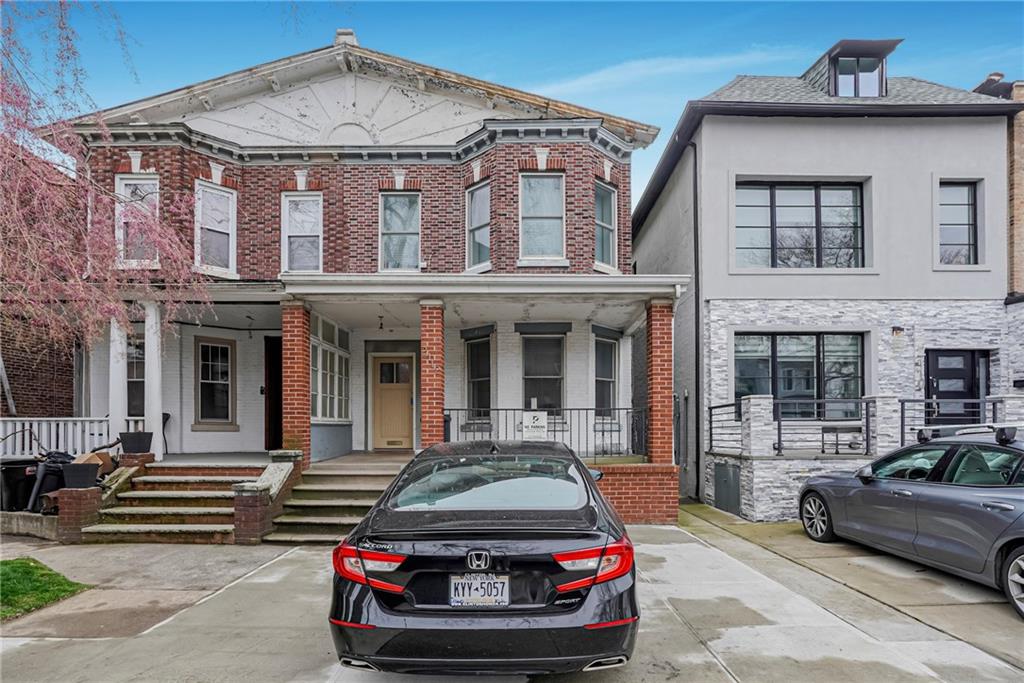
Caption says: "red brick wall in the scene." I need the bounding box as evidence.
[86,140,631,278]
[0,316,75,417]
[646,302,674,464]
[419,303,445,447]
[596,464,679,524]
[281,304,311,468]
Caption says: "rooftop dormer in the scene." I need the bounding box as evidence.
[801,39,902,98]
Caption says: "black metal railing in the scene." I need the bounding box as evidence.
[773,399,870,455]
[898,398,1001,446]
[707,403,741,453]
[443,407,647,463]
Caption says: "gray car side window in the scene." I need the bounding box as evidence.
[942,444,1024,487]
[872,446,948,481]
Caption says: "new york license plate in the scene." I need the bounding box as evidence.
[449,573,510,607]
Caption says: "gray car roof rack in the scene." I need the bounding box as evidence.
[917,423,1022,445]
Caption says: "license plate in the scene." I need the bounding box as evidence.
[449,573,510,607]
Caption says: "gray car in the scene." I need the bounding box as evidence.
[798,425,1024,620]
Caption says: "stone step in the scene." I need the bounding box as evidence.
[132,475,258,491]
[100,506,235,525]
[272,514,361,536]
[263,532,345,545]
[301,472,396,487]
[145,463,265,478]
[282,499,373,517]
[117,490,235,507]
[81,524,234,544]
[290,483,385,501]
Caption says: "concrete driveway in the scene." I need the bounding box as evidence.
[2,526,1021,682]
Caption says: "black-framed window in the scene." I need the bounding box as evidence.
[126,338,145,417]
[734,333,864,419]
[834,57,882,97]
[939,182,978,265]
[595,338,616,416]
[736,182,863,269]
[466,338,491,418]
[523,336,563,411]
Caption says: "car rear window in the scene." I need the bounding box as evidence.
[388,455,588,511]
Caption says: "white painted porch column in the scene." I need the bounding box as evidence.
[143,302,164,460]
[108,319,129,444]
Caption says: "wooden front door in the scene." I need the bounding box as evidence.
[373,356,414,449]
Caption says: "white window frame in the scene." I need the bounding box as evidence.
[126,337,145,418]
[311,314,351,424]
[518,173,567,266]
[193,337,237,429]
[465,337,492,417]
[521,334,565,412]
[465,181,491,273]
[594,181,618,272]
[594,337,617,417]
[379,191,422,272]
[114,174,160,269]
[280,191,324,273]
[194,179,238,278]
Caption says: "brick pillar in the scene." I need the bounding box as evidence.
[646,300,674,464]
[232,484,271,545]
[282,303,311,469]
[120,452,155,470]
[864,395,900,455]
[56,487,102,544]
[740,395,775,457]
[419,300,445,448]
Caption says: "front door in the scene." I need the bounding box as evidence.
[925,350,988,424]
[373,356,414,450]
[264,336,283,450]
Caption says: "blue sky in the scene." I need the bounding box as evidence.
[19,1,1024,201]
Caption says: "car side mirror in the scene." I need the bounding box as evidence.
[588,468,604,482]
[855,465,874,484]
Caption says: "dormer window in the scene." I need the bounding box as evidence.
[835,57,881,97]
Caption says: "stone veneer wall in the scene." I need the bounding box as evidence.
[704,453,871,522]
[1006,302,1024,395]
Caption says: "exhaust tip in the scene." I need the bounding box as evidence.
[340,658,380,672]
[582,655,628,672]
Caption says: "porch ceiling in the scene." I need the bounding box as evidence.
[171,303,282,330]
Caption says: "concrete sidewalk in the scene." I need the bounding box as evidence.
[2,527,1020,682]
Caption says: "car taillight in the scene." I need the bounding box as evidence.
[552,535,634,593]
[332,542,406,593]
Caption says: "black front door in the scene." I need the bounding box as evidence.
[924,350,988,424]
[264,336,283,450]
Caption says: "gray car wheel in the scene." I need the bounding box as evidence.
[1002,546,1024,620]
[801,492,837,543]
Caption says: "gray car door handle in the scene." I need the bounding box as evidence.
[982,501,1015,512]
[892,489,913,498]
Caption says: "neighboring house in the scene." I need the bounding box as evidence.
[0,30,686,521]
[632,39,1024,519]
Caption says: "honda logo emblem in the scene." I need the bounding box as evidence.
[466,550,491,570]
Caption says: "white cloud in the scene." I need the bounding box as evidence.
[527,47,811,100]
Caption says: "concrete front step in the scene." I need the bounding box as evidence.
[272,514,362,536]
[101,506,235,525]
[117,490,235,507]
[263,532,346,545]
[145,464,265,478]
[81,524,234,544]
[300,472,397,487]
[282,500,373,516]
[290,483,385,501]
[132,475,258,491]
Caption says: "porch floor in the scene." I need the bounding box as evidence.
[314,450,414,468]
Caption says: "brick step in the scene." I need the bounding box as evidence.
[117,490,235,507]
[282,499,373,517]
[290,483,385,501]
[263,532,345,545]
[145,464,265,478]
[80,524,234,544]
[101,506,235,525]
[300,472,396,487]
[131,475,258,491]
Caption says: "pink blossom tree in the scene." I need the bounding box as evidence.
[1,1,208,353]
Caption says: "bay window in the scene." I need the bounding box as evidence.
[467,183,490,268]
[734,333,864,419]
[310,314,350,422]
[282,193,323,272]
[520,174,564,260]
[380,193,421,271]
[115,175,159,267]
[195,180,237,275]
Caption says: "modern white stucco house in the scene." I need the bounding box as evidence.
[632,39,1024,519]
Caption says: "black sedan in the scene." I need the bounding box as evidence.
[328,441,638,675]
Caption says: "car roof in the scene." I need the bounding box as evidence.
[925,433,1023,449]
[415,440,576,460]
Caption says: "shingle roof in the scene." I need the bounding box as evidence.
[701,75,1007,106]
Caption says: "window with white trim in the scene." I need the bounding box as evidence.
[520,174,564,259]
[595,338,616,417]
[522,336,563,411]
[467,183,490,268]
[126,338,145,418]
[466,337,491,418]
[282,192,323,272]
[195,180,237,275]
[115,175,159,267]
[195,338,235,425]
[380,193,421,271]
[310,314,350,422]
[595,183,616,267]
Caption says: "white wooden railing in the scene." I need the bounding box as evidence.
[125,418,146,432]
[0,418,112,457]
